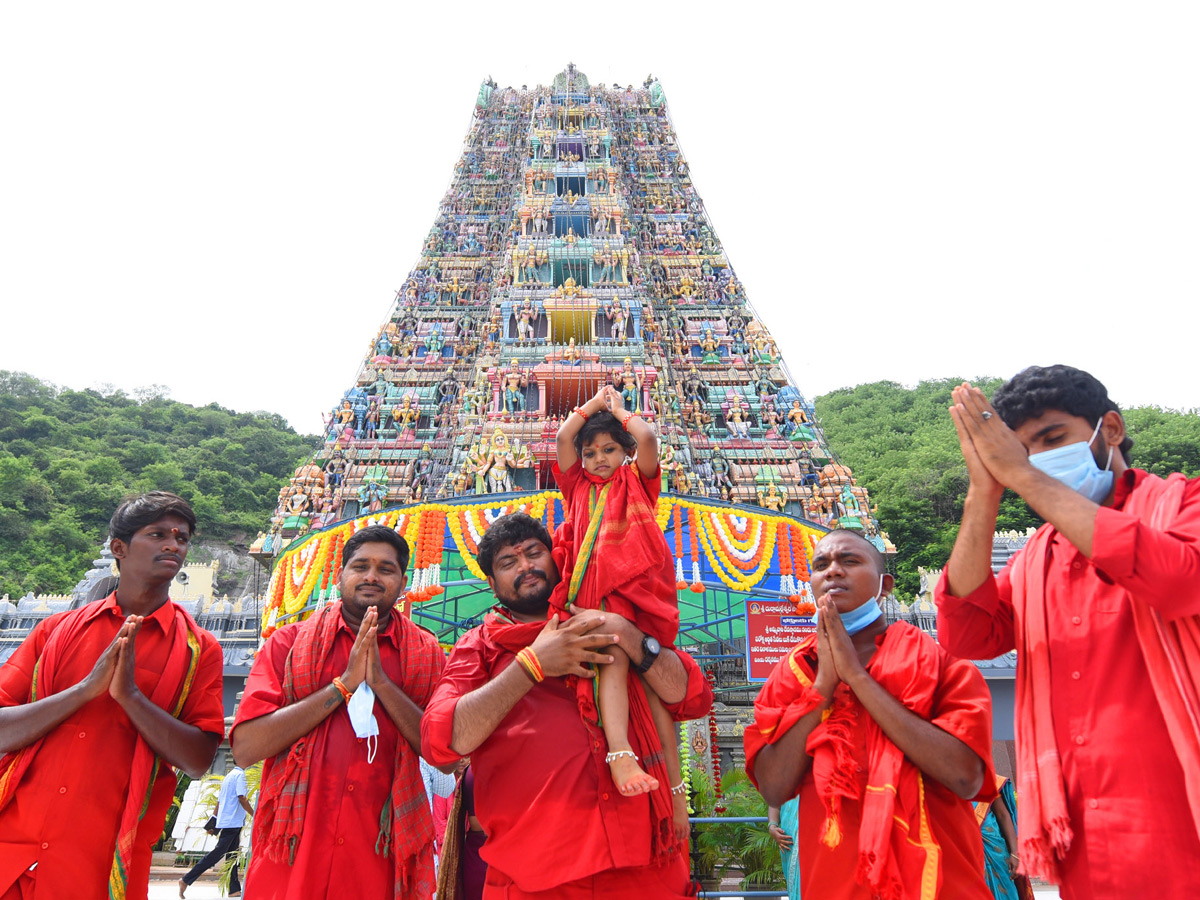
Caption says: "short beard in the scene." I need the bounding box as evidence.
[498,568,553,616]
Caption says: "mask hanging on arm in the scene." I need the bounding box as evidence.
[346,682,380,764]
[1027,417,1114,505]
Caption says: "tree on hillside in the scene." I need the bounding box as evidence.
[0,371,316,599]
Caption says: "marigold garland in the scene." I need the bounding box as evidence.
[706,678,725,814]
[707,512,760,555]
[791,524,810,580]
[261,495,832,634]
[704,511,765,571]
[693,505,776,592]
[687,507,704,592]
[673,505,687,590]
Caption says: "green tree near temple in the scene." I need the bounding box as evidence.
[0,371,315,599]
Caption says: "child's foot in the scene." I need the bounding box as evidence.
[607,750,659,796]
[672,790,689,842]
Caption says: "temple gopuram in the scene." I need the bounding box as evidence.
[253,66,893,694]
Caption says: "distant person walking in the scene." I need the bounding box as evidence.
[179,764,253,898]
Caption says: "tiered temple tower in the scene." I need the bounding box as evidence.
[256,67,890,673]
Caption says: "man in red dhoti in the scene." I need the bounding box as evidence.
[0,492,225,900]
[232,525,446,900]
[745,529,996,900]
[421,513,713,899]
[939,366,1200,899]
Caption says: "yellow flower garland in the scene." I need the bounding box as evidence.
[706,511,762,555]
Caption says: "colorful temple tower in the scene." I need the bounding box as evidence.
[257,66,888,676]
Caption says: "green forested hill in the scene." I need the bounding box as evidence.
[814,378,1200,598]
[0,371,316,598]
[6,369,1197,605]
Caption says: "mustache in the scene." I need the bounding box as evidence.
[514,569,548,589]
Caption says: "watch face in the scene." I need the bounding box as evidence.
[643,636,661,656]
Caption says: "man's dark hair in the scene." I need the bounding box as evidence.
[109,491,197,546]
[819,528,887,577]
[992,365,1133,464]
[476,512,552,578]
[574,410,637,458]
[342,525,410,570]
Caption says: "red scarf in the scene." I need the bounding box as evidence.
[253,603,437,900]
[481,610,679,861]
[1008,524,1073,882]
[0,595,203,900]
[745,624,947,900]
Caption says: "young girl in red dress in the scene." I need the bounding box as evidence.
[552,384,687,837]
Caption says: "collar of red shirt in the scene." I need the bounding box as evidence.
[1112,467,1144,508]
[334,604,405,646]
[87,590,177,632]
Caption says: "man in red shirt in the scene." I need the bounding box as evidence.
[939,366,1200,899]
[0,491,225,900]
[745,529,995,900]
[421,512,713,899]
[232,525,445,900]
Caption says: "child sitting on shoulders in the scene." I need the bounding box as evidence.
[552,384,687,838]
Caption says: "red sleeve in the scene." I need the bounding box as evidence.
[743,638,824,789]
[660,647,712,722]
[931,652,997,803]
[420,630,493,767]
[0,614,60,706]
[230,624,299,747]
[552,460,583,501]
[638,463,662,503]
[179,630,226,735]
[934,563,1017,661]
[1091,476,1200,619]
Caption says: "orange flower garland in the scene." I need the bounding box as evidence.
[673,505,687,590]
[687,507,704,592]
[791,524,810,581]
[704,512,765,572]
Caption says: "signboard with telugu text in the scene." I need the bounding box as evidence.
[745,599,816,682]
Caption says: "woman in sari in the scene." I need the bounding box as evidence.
[974,775,1033,900]
[767,797,801,900]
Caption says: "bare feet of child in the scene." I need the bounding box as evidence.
[607,749,659,796]
[672,789,689,841]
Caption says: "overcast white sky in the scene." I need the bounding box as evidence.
[3,3,1198,436]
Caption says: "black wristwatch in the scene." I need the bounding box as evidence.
[634,634,661,674]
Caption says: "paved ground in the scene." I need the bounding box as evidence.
[150,882,229,900]
[150,874,1062,899]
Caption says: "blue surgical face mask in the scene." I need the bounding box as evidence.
[817,574,886,635]
[1028,418,1114,505]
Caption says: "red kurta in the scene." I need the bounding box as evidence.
[420,624,712,894]
[0,594,225,900]
[551,459,678,644]
[744,624,995,900]
[936,469,1200,899]
[234,610,444,900]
